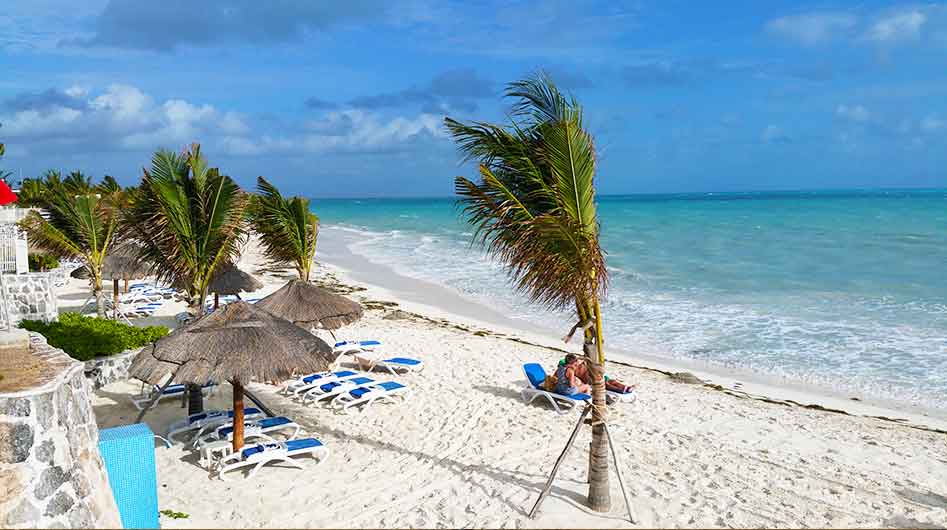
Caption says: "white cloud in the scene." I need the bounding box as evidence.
[765,13,857,46]
[761,124,790,144]
[836,104,872,123]
[866,9,926,43]
[921,115,945,132]
[1,83,445,158]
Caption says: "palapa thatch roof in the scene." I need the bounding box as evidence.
[209,264,262,295]
[255,279,363,330]
[128,301,337,385]
[171,263,263,295]
[101,255,149,281]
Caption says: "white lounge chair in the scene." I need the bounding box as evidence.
[131,382,217,410]
[333,340,382,354]
[352,354,424,375]
[217,437,328,481]
[166,407,264,444]
[520,363,590,414]
[196,416,300,447]
[300,376,375,405]
[281,370,361,396]
[329,381,409,412]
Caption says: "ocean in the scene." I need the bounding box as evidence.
[313,190,947,411]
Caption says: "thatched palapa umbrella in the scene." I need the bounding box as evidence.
[174,264,263,309]
[101,255,149,318]
[255,279,363,335]
[129,301,337,451]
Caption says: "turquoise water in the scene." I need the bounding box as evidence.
[313,190,947,410]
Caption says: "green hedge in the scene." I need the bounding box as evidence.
[28,254,60,272]
[19,312,169,361]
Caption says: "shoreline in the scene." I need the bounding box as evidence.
[317,225,947,433]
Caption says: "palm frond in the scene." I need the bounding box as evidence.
[252,176,318,280]
[123,144,248,304]
[446,73,606,312]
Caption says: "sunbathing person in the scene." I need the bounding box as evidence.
[554,354,591,395]
[560,356,636,394]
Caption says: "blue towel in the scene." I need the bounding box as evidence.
[384,357,421,366]
[240,438,323,459]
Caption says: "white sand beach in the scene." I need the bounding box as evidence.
[77,233,947,529]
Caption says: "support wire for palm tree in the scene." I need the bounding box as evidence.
[446,73,615,513]
[123,143,248,415]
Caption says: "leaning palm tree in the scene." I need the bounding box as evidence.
[445,74,611,511]
[251,176,318,281]
[18,183,123,317]
[123,143,248,415]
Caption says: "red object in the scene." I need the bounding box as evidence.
[0,180,16,206]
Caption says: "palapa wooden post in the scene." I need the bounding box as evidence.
[214,293,220,310]
[124,278,129,293]
[112,279,120,320]
[232,379,245,452]
[528,405,591,519]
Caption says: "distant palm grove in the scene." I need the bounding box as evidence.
[16,143,319,322]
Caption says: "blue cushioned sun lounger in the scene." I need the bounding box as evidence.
[197,416,300,446]
[217,437,328,481]
[370,356,424,375]
[167,408,263,443]
[301,376,375,405]
[284,370,361,396]
[520,363,590,414]
[330,380,409,412]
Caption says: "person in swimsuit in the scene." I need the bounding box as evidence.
[554,354,591,395]
[563,356,636,394]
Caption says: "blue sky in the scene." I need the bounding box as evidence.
[1,1,946,197]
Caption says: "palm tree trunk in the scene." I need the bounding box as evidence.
[93,275,106,318]
[586,301,610,512]
[185,284,209,416]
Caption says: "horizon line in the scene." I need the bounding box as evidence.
[308,185,947,201]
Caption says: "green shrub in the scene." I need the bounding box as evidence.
[28,253,60,272]
[19,312,169,361]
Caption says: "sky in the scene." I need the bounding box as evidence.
[1,1,946,197]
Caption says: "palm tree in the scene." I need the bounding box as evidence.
[18,183,123,318]
[445,74,611,511]
[123,143,248,415]
[251,176,319,281]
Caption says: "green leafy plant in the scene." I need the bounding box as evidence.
[28,253,60,272]
[159,509,189,519]
[19,312,168,361]
[251,176,318,281]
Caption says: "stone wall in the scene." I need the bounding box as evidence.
[83,348,140,390]
[0,272,59,327]
[0,333,121,528]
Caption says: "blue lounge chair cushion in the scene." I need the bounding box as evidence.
[523,363,547,389]
[188,407,260,424]
[240,438,323,459]
[348,381,406,399]
[217,416,292,438]
[302,370,356,384]
[383,357,421,366]
[319,376,373,393]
